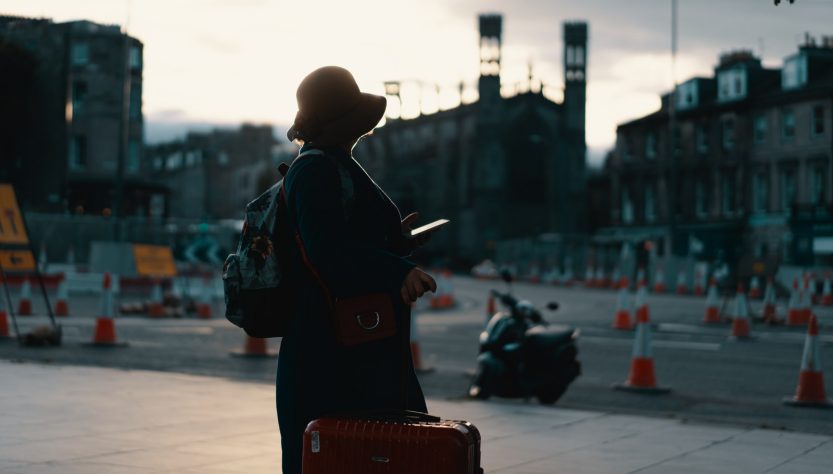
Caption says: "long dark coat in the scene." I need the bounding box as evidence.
[277,143,427,474]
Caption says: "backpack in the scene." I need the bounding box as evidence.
[222,148,354,338]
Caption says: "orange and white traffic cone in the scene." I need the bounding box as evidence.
[801,277,813,324]
[430,271,455,309]
[148,279,166,318]
[195,276,213,319]
[562,267,574,287]
[761,277,782,324]
[675,270,688,295]
[693,269,705,296]
[653,266,666,293]
[609,268,621,290]
[613,277,633,330]
[0,308,9,338]
[783,314,831,408]
[584,266,595,288]
[87,273,125,347]
[787,277,805,326]
[808,274,819,305]
[821,273,832,306]
[729,283,752,340]
[703,277,721,324]
[17,276,33,316]
[230,335,277,357]
[410,309,433,373]
[54,276,70,317]
[748,276,762,299]
[613,284,670,393]
[485,294,496,325]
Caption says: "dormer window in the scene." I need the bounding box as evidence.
[782,54,808,90]
[676,80,699,110]
[717,68,747,102]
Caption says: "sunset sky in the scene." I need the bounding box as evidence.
[4,0,832,164]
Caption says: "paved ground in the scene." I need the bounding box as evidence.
[2,361,832,474]
[2,275,833,434]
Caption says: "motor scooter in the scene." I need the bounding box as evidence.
[468,271,581,405]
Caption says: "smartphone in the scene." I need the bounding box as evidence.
[410,219,450,237]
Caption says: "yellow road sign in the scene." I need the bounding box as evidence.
[0,249,36,271]
[0,184,29,245]
[133,244,177,277]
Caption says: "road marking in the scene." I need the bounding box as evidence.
[582,336,721,351]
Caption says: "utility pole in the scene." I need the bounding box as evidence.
[668,0,680,256]
[113,0,132,241]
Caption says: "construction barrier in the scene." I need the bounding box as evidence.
[17,276,32,316]
[783,314,831,408]
[729,284,752,340]
[612,277,633,330]
[703,278,722,324]
[613,282,670,394]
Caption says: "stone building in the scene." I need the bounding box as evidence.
[598,38,833,267]
[146,124,280,219]
[0,15,155,215]
[356,14,589,265]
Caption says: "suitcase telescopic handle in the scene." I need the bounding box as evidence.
[360,410,442,423]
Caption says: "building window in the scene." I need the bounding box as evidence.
[72,82,88,117]
[217,151,230,166]
[754,114,767,144]
[782,109,796,139]
[129,45,142,69]
[129,85,141,119]
[812,106,825,137]
[718,68,747,102]
[645,132,656,160]
[644,185,656,223]
[696,124,709,154]
[722,119,734,151]
[753,170,768,213]
[70,43,89,66]
[782,54,808,90]
[722,171,735,215]
[69,135,87,171]
[812,166,826,205]
[127,140,140,173]
[695,180,708,218]
[780,168,796,212]
[622,188,634,224]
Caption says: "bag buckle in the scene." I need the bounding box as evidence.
[356,312,381,330]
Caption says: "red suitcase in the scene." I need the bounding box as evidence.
[302,411,483,473]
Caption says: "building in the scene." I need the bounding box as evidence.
[0,15,157,216]
[146,124,280,219]
[598,37,833,268]
[356,14,588,265]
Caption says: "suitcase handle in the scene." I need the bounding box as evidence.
[359,410,442,423]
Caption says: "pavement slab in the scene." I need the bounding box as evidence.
[1,361,832,473]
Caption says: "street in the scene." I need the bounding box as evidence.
[2,274,833,435]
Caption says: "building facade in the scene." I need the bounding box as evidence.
[0,15,155,216]
[146,124,280,220]
[357,14,588,265]
[599,38,833,268]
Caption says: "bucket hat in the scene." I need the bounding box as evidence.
[287,66,386,145]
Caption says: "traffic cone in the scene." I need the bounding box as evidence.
[196,276,213,319]
[609,267,621,289]
[612,277,633,330]
[822,273,832,306]
[783,314,831,408]
[808,274,819,305]
[613,285,670,393]
[527,263,541,284]
[0,309,9,337]
[87,273,125,347]
[761,277,782,324]
[485,294,496,325]
[636,267,646,286]
[562,267,574,287]
[729,283,752,340]
[653,266,666,293]
[17,276,33,316]
[675,270,688,295]
[595,267,608,288]
[693,269,705,296]
[54,276,69,317]
[703,278,721,324]
[410,309,433,373]
[787,277,806,326]
[230,335,277,357]
[584,266,595,288]
[148,279,166,318]
[748,276,762,299]
[430,271,455,309]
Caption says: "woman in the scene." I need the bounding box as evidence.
[278,66,438,473]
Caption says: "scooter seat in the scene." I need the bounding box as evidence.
[524,325,576,349]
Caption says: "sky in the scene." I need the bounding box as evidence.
[4,0,832,165]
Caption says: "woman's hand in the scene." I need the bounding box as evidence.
[400,212,432,251]
[400,267,437,304]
